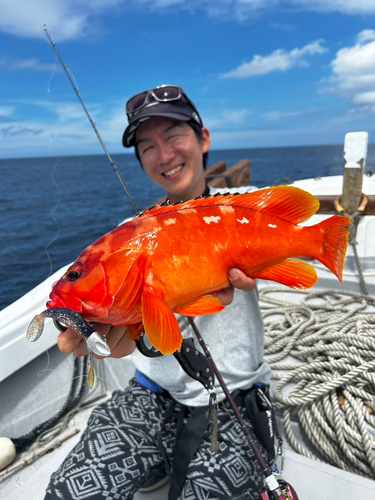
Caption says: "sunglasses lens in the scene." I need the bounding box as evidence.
[127,92,148,114]
[154,86,181,101]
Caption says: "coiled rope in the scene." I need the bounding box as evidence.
[260,286,375,479]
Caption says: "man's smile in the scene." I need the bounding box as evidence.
[163,164,184,177]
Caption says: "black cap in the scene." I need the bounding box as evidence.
[122,91,203,148]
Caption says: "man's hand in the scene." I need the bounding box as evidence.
[57,323,136,359]
[213,268,256,306]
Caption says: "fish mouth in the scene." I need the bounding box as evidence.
[163,164,184,178]
[47,290,83,314]
[47,299,61,309]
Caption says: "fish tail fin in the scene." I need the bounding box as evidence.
[318,215,351,283]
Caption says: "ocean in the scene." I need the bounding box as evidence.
[1,144,374,311]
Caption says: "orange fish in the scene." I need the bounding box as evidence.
[47,186,350,354]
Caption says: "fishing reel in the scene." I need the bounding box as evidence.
[259,479,299,500]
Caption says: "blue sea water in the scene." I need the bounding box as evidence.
[1,144,374,311]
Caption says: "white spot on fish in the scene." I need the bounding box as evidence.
[145,231,160,254]
[237,217,249,224]
[172,255,192,268]
[203,216,221,225]
[181,209,196,215]
[219,206,235,215]
[268,223,277,228]
[146,232,158,239]
[164,218,176,225]
[214,243,226,252]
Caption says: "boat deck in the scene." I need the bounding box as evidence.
[2,330,375,500]
[1,173,375,499]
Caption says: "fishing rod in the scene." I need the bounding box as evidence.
[44,27,298,499]
[187,317,297,500]
[43,25,139,216]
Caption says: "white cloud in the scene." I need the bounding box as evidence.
[221,40,326,79]
[327,30,375,108]
[137,0,375,19]
[0,56,58,72]
[222,109,250,123]
[140,0,186,6]
[352,91,375,105]
[294,0,375,15]
[1,1,375,42]
[98,104,127,143]
[0,0,123,42]
[263,110,302,121]
[356,29,375,44]
[201,117,227,130]
[0,115,88,157]
[0,97,127,158]
[0,106,15,118]
[50,102,92,123]
[0,1,87,41]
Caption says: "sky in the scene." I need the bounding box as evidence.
[1,0,375,158]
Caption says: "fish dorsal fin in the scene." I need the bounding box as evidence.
[139,186,319,225]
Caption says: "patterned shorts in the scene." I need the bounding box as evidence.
[45,379,265,500]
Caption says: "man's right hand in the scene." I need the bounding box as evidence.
[57,323,136,359]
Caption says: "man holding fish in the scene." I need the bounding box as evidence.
[44,86,349,499]
[43,86,271,499]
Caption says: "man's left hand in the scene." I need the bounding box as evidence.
[213,268,256,306]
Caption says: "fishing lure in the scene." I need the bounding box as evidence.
[27,308,111,358]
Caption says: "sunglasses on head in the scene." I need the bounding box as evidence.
[126,85,200,118]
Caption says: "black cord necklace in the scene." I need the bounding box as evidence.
[165,183,210,205]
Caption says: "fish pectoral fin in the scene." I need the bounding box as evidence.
[126,322,144,341]
[141,284,182,355]
[254,259,318,289]
[174,295,225,316]
[101,252,147,312]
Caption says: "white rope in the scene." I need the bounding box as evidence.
[260,286,375,479]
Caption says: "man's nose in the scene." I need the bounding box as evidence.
[158,143,175,164]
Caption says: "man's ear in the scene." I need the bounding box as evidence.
[201,128,211,153]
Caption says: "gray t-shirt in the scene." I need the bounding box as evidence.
[130,186,271,406]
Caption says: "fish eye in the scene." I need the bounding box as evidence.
[67,262,84,281]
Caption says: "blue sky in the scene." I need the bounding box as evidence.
[1,0,375,158]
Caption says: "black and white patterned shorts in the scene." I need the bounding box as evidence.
[45,379,265,500]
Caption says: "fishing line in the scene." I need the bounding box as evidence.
[44,159,62,279]
[36,348,51,377]
[36,349,81,399]
[43,25,139,216]
[29,26,64,284]
[13,26,114,457]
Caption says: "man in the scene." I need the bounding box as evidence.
[45,86,271,500]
